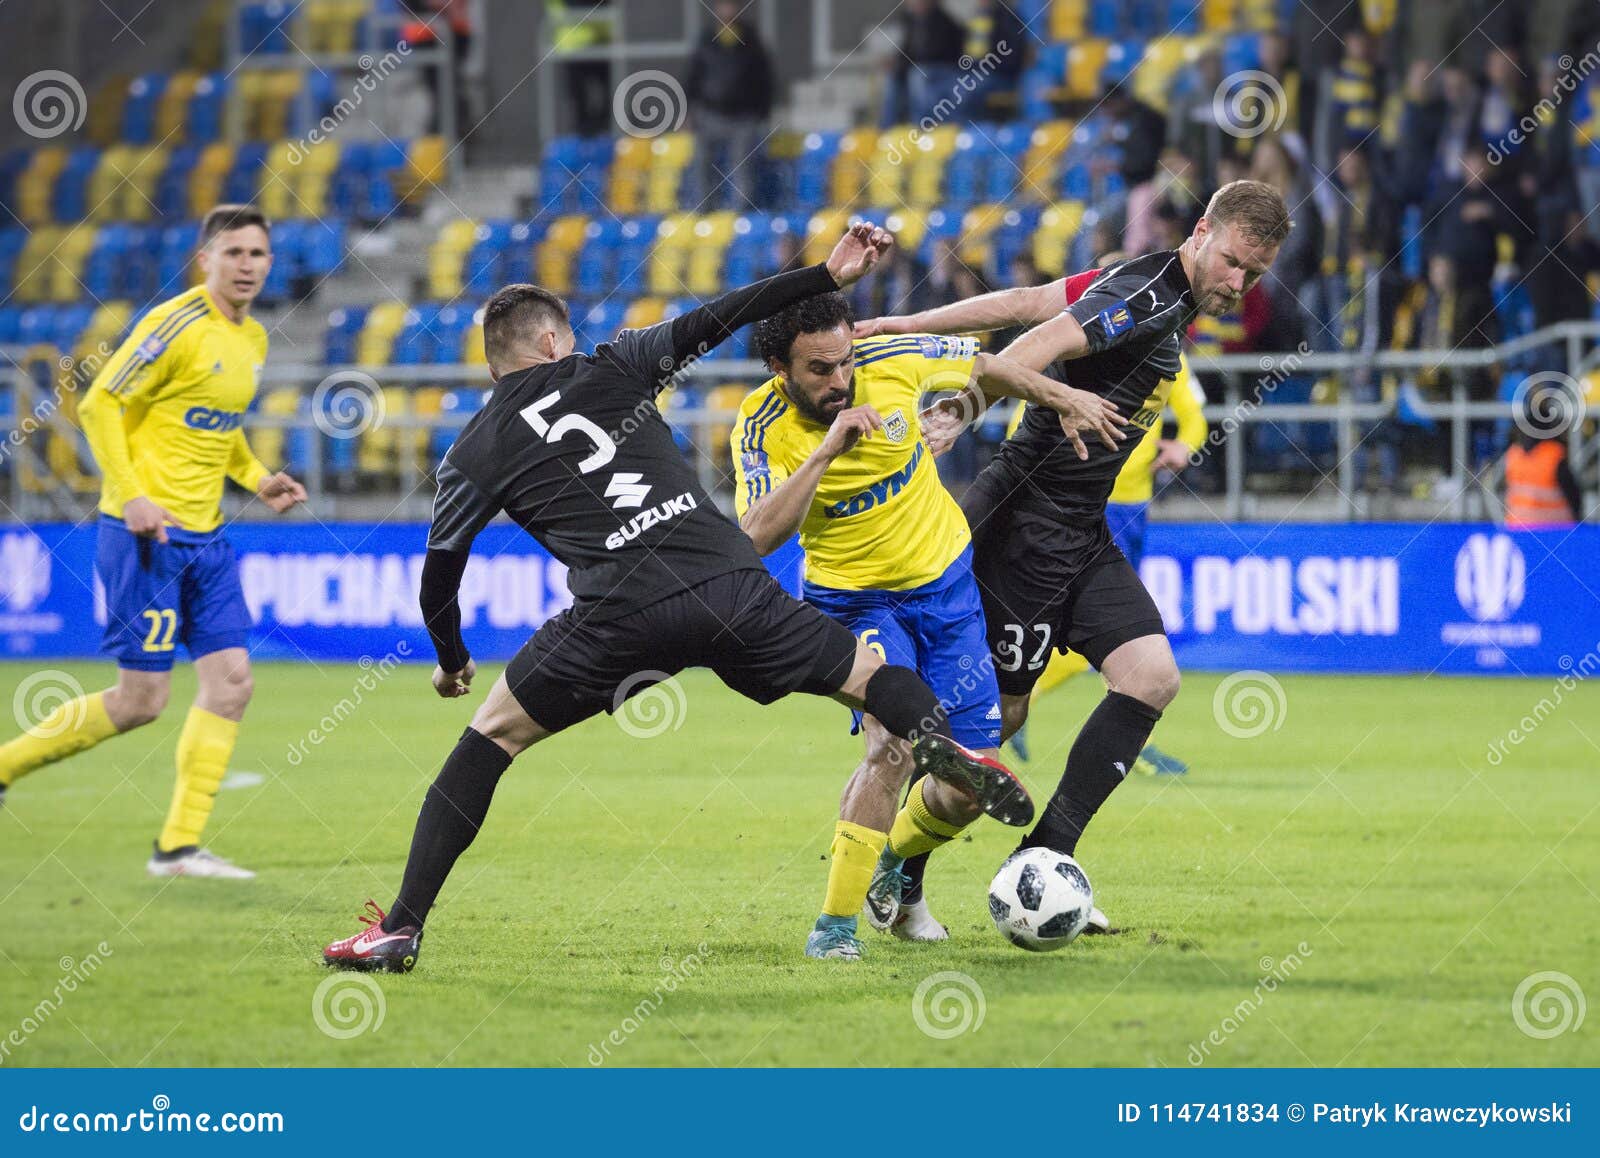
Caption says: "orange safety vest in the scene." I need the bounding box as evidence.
[1505,441,1572,527]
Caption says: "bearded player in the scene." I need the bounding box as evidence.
[731,292,1121,952]
[0,205,305,878]
[857,181,1289,928]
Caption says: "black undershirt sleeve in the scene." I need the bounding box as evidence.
[420,547,472,674]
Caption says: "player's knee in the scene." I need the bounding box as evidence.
[1130,664,1180,711]
[109,682,169,729]
[208,665,254,716]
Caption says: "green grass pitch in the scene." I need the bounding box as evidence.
[1,660,1595,1068]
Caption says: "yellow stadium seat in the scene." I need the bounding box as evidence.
[156,72,200,142]
[1052,0,1088,40]
[14,227,65,302]
[829,128,876,206]
[905,124,960,207]
[803,208,851,265]
[958,203,1010,268]
[1133,40,1204,114]
[119,146,169,222]
[1240,0,1279,31]
[649,213,698,297]
[428,218,479,300]
[87,77,130,147]
[48,226,98,302]
[623,298,668,329]
[356,302,409,365]
[359,386,412,475]
[259,72,303,141]
[1203,0,1240,30]
[460,320,487,365]
[535,214,588,294]
[1067,40,1112,100]
[685,211,738,296]
[188,1,229,70]
[606,136,652,214]
[188,143,235,217]
[250,386,302,470]
[1032,201,1087,277]
[865,129,912,207]
[400,136,449,206]
[16,148,67,227]
[643,133,694,215]
[883,208,927,254]
[1020,119,1075,200]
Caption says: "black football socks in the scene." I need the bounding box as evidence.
[1023,691,1162,855]
[863,664,951,742]
[384,727,512,933]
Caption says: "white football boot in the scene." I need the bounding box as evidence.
[146,847,256,880]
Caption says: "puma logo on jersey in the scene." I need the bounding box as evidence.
[605,491,697,550]
[605,471,652,509]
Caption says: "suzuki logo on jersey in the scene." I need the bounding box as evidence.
[183,406,245,432]
[823,443,923,519]
[606,491,698,550]
[604,471,652,509]
[1454,533,1525,622]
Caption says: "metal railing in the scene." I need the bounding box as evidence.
[3,321,1596,526]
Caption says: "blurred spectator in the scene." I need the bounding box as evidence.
[685,0,774,209]
[1504,414,1582,527]
[1426,145,1528,349]
[1322,26,1380,168]
[1250,136,1321,346]
[1292,0,1362,141]
[1258,31,1303,147]
[964,0,1028,120]
[400,0,473,136]
[881,0,969,128]
[546,0,614,136]
[1478,47,1533,180]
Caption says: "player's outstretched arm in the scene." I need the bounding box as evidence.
[997,310,1092,373]
[608,224,893,390]
[420,456,501,697]
[738,405,882,554]
[971,352,1123,460]
[855,278,1069,339]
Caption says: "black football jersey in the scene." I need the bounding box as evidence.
[427,264,839,620]
[989,250,1198,521]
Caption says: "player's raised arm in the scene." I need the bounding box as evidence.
[419,455,501,697]
[971,353,1123,460]
[856,277,1070,339]
[736,405,883,555]
[603,223,894,390]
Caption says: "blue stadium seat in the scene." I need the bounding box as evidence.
[259,219,300,302]
[188,74,227,143]
[431,387,487,462]
[157,222,200,289]
[121,74,167,145]
[1090,0,1124,39]
[393,304,442,365]
[241,2,296,55]
[52,147,100,223]
[0,304,24,344]
[301,218,346,280]
[155,145,200,218]
[224,142,269,204]
[1222,34,1263,78]
[429,305,473,363]
[324,305,369,364]
[1164,0,1201,35]
[502,219,544,285]
[573,299,628,352]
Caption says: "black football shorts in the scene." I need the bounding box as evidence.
[962,471,1166,698]
[504,568,861,732]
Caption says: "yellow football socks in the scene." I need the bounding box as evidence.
[887,777,970,859]
[0,691,118,788]
[1032,649,1091,698]
[157,707,238,852]
[820,820,887,917]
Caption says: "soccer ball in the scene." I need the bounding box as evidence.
[987,847,1094,952]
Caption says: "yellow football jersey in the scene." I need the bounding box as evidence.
[1005,352,1207,505]
[731,334,978,591]
[78,286,270,533]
